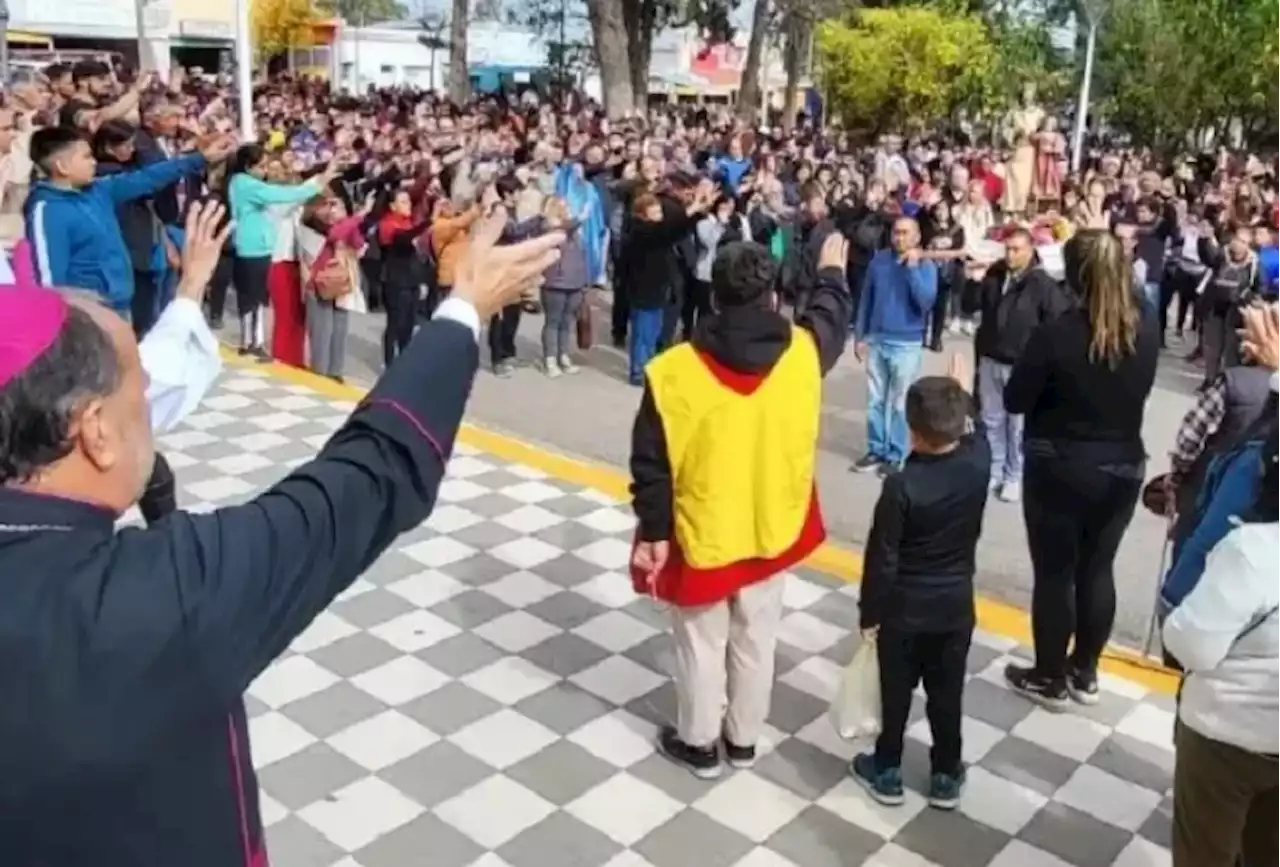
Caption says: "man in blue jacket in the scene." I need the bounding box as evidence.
[852,216,938,477]
[24,125,230,320]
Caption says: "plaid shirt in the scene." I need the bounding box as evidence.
[1170,375,1228,479]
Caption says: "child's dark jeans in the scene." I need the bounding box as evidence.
[875,626,972,775]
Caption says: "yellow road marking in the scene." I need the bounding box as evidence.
[220,348,1179,694]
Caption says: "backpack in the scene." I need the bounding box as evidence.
[311,244,356,302]
[1160,439,1266,616]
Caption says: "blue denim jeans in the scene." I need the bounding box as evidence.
[1143,281,1161,316]
[978,356,1024,484]
[629,307,664,384]
[866,340,924,464]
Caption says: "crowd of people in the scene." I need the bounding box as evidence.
[0,59,1277,867]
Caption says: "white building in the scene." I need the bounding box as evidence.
[8,0,237,76]
[332,20,559,94]
[333,23,448,92]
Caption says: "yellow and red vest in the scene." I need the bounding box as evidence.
[636,326,827,606]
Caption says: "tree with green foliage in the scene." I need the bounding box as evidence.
[1095,0,1278,152]
[816,5,995,135]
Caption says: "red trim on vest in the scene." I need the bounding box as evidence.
[694,349,768,396]
[630,488,827,607]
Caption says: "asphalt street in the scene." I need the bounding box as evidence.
[218,295,1205,649]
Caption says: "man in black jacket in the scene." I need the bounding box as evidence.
[794,190,839,315]
[0,208,564,867]
[134,102,197,228]
[833,181,892,318]
[960,227,1074,502]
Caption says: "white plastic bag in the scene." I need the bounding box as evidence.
[830,638,882,740]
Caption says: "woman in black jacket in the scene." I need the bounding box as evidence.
[1002,229,1159,709]
[376,189,431,368]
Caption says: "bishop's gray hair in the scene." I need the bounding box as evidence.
[0,305,120,485]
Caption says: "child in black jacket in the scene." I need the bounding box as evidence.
[853,354,991,810]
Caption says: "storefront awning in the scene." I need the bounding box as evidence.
[5,29,54,46]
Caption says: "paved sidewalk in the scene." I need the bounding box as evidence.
[217,296,1202,649]
[143,365,1176,867]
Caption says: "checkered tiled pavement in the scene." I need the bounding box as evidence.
[141,367,1178,867]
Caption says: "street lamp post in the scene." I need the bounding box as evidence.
[1070,0,1106,174]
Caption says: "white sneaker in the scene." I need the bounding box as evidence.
[543,357,562,379]
[998,481,1022,503]
[557,354,579,374]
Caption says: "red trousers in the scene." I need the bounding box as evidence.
[267,261,306,367]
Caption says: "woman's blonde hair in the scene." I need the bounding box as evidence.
[1065,229,1139,368]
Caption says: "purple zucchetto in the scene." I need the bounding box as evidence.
[0,288,70,388]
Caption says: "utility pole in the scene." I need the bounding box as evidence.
[234,0,254,140]
[0,0,10,87]
[135,0,151,71]
[354,8,364,92]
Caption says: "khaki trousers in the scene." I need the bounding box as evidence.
[670,577,786,748]
[1173,720,1279,867]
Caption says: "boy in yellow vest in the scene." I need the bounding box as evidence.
[629,234,852,778]
[853,354,991,810]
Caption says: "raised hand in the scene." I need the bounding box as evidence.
[452,206,565,320]
[818,231,850,271]
[175,201,233,302]
[197,134,235,164]
[1239,303,1280,371]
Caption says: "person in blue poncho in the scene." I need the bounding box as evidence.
[555,161,608,288]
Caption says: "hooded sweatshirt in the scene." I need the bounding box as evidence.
[25,154,205,312]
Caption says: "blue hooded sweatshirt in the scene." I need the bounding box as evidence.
[25,154,206,313]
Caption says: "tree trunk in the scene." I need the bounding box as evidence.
[447,0,470,103]
[623,0,656,111]
[781,15,809,132]
[589,0,635,117]
[736,0,770,121]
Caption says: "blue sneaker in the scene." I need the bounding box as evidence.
[928,766,967,810]
[851,752,905,806]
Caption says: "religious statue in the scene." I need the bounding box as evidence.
[1032,115,1067,208]
[1000,83,1045,217]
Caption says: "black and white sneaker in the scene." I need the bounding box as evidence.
[657,726,723,779]
[1004,664,1070,711]
[851,454,883,474]
[722,736,757,770]
[1067,667,1100,706]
